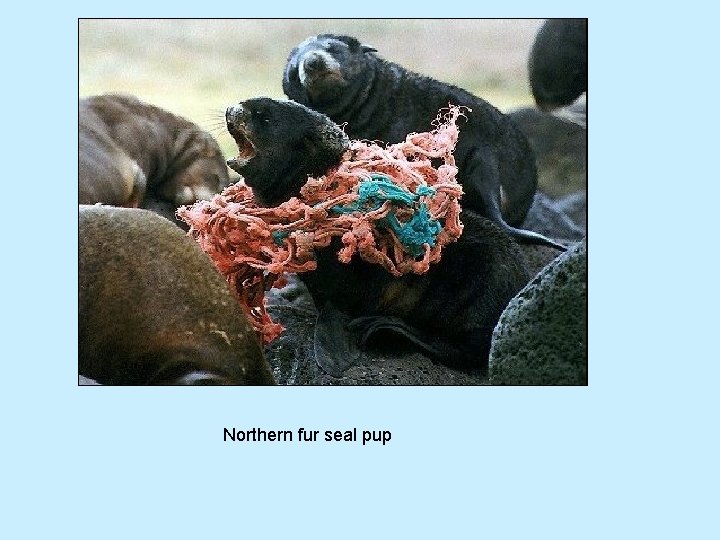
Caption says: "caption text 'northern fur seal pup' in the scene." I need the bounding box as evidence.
[225,98,530,374]
[282,34,565,251]
[79,205,275,385]
[79,94,230,225]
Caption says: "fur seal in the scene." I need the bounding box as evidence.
[79,205,275,385]
[79,94,230,225]
[528,19,588,112]
[225,98,530,374]
[282,33,565,251]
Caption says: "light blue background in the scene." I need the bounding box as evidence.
[3,2,718,539]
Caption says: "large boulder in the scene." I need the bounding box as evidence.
[508,107,586,197]
[555,191,587,232]
[489,239,587,385]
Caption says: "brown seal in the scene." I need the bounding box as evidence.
[79,205,275,385]
[79,94,230,224]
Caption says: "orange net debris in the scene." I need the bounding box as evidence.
[178,106,467,344]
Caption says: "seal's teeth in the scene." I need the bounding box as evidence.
[233,133,256,161]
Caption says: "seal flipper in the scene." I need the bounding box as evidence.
[349,316,492,375]
[498,222,568,251]
[347,315,441,357]
[468,149,568,251]
[487,186,569,251]
[313,301,363,377]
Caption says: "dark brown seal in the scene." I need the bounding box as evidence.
[79,205,275,385]
[528,19,587,112]
[225,98,530,374]
[282,34,565,251]
[79,94,230,224]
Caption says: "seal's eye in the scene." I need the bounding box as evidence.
[253,110,271,123]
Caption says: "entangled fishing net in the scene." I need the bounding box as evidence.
[178,106,468,344]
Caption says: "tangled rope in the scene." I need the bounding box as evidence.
[178,106,468,344]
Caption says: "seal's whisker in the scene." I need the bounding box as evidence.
[208,125,230,137]
[203,114,227,122]
[207,120,230,129]
[202,108,228,123]
[202,118,228,127]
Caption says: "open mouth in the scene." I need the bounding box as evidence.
[226,126,257,172]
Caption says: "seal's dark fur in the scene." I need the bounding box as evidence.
[528,19,587,111]
[226,98,530,373]
[282,34,564,250]
[225,98,350,206]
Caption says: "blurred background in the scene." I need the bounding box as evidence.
[79,19,544,159]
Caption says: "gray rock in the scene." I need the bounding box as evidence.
[79,375,101,385]
[489,239,587,385]
[508,107,586,197]
[518,243,567,279]
[556,191,587,231]
[264,277,321,385]
[522,191,585,243]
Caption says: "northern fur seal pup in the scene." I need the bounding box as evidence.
[79,205,275,385]
[225,98,530,374]
[282,34,565,251]
[79,94,230,225]
[528,19,588,113]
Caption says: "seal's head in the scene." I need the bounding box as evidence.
[225,97,349,206]
[158,129,230,206]
[283,34,377,111]
[528,19,587,111]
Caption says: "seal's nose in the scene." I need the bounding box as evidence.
[226,104,244,126]
[302,51,326,74]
